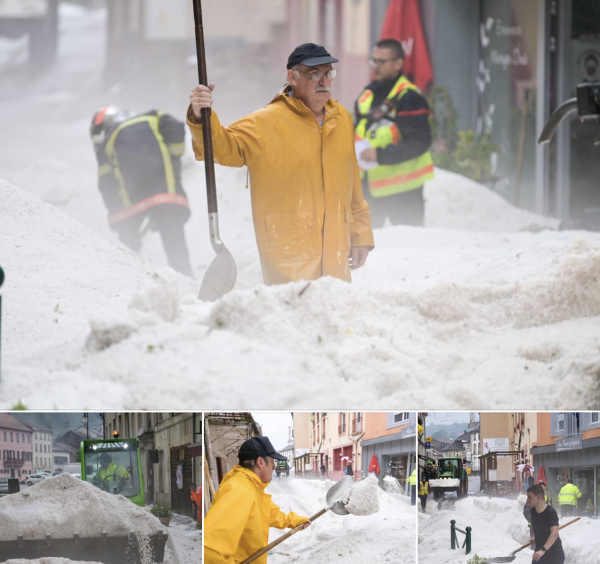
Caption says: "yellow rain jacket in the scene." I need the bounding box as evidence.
[205,466,308,564]
[187,91,374,285]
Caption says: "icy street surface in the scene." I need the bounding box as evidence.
[161,512,201,564]
[1,4,600,409]
[265,477,414,563]
[418,493,597,564]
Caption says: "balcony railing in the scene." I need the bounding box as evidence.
[338,423,346,435]
[3,457,25,467]
[352,418,362,434]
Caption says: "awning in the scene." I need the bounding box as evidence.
[189,442,202,458]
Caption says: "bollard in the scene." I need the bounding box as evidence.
[450,519,471,554]
[0,266,4,381]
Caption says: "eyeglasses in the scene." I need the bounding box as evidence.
[294,68,338,81]
[369,57,401,67]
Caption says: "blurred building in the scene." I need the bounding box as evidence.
[0,414,33,481]
[19,420,54,474]
[531,412,600,513]
[294,412,365,480]
[360,412,416,494]
[104,412,202,515]
[52,442,75,471]
[203,412,260,515]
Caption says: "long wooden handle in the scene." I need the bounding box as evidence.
[239,508,327,564]
[203,455,215,497]
[192,0,218,215]
[518,516,581,550]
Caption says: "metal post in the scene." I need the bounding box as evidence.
[0,266,4,381]
[466,526,471,554]
[451,520,456,549]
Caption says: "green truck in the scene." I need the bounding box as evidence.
[80,437,158,507]
[276,459,290,477]
[429,457,469,499]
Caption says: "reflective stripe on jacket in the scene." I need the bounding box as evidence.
[419,481,429,496]
[558,483,582,505]
[96,111,190,225]
[187,92,374,285]
[204,466,308,564]
[355,75,434,198]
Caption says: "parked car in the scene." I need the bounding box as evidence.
[25,473,49,486]
[276,460,290,477]
[0,477,9,493]
[52,470,62,476]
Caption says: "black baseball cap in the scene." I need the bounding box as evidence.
[238,436,287,461]
[287,43,339,69]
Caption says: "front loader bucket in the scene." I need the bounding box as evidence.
[0,530,168,564]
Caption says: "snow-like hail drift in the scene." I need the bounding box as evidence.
[0,474,179,564]
[342,475,381,516]
[2,165,600,409]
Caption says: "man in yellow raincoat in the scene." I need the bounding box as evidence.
[188,43,374,285]
[205,436,310,564]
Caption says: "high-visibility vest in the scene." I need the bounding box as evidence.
[558,483,581,506]
[419,481,429,496]
[355,75,434,198]
[409,469,417,486]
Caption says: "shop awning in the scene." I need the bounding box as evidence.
[189,442,202,458]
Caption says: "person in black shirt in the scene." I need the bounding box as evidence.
[527,484,564,564]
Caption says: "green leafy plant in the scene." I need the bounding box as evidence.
[467,555,490,564]
[11,400,27,411]
[150,504,173,519]
[429,86,498,183]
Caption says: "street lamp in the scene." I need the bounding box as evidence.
[82,413,89,440]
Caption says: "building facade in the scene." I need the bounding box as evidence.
[105,412,202,514]
[19,420,54,474]
[0,414,33,480]
[360,412,416,494]
[531,412,600,513]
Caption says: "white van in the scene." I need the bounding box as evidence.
[61,464,82,478]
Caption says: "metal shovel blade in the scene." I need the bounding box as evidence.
[326,476,353,516]
[198,213,237,301]
[483,558,516,563]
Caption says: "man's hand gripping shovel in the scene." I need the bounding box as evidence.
[192,0,237,301]
[240,476,354,564]
[483,517,580,563]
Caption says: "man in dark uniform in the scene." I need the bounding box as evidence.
[90,105,193,276]
[528,484,564,564]
[354,39,434,228]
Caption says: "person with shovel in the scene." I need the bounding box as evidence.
[527,484,564,563]
[204,436,310,564]
[188,43,374,286]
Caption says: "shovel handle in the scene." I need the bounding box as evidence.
[192,0,218,215]
[239,508,328,564]
[518,516,581,551]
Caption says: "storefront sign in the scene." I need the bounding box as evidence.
[483,438,509,458]
[555,434,583,451]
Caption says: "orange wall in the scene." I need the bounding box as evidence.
[363,413,407,441]
[537,413,600,446]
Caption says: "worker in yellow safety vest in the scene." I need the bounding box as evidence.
[419,479,429,512]
[94,453,130,493]
[90,105,193,276]
[558,478,581,518]
[354,38,434,228]
[409,468,417,506]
